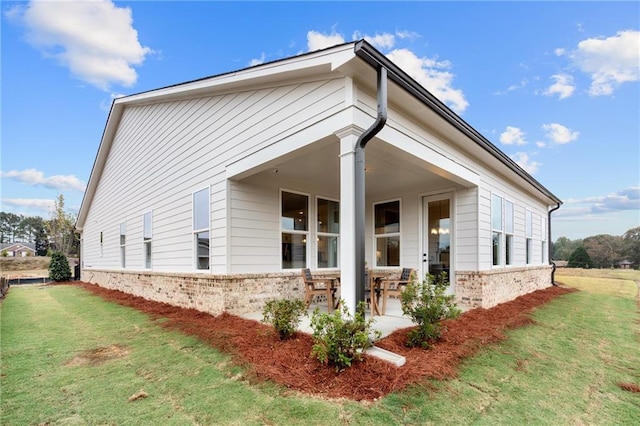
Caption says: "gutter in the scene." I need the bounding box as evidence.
[354,65,388,306]
[548,202,562,285]
[353,40,561,205]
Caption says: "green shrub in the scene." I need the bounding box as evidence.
[310,301,381,371]
[48,251,71,282]
[1,250,7,257]
[400,272,461,349]
[261,298,307,340]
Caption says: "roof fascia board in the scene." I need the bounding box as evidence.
[353,40,561,206]
[120,43,356,106]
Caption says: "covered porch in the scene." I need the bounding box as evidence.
[226,116,479,315]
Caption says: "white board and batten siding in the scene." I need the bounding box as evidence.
[82,77,349,274]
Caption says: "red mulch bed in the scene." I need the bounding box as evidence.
[70,281,575,401]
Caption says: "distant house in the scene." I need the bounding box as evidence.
[1,242,36,257]
[76,40,562,317]
[618,260,633,269]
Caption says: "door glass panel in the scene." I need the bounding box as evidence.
[428,199,450,277]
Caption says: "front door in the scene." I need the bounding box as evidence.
[422,195,453,293]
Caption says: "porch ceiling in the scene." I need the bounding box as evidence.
[244,137,453,196]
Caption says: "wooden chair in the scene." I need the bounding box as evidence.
[379,268,414,315]
[301,268,338,312]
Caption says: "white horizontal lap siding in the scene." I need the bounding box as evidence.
[83,77,346,274]
[455,187,479,270]
[228,181,279,273]
[477,186,493,270]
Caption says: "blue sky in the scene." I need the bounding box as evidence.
[1,1,638,241]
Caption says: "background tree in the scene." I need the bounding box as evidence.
[622,226,640,266]
[552,236,583,261]
[46,194,78,256]
[583,234,624,268]
[567,245,594,268]
[0,212,22,243]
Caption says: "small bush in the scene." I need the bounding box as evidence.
[310,301,381,371]
[48,251,71,282]
[261,298,307,340]
[400,272,461,348]
[1,250,7,257]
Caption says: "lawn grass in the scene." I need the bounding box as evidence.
[0,285,341,425]
[2,269,638,425]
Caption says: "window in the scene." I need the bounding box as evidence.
[526,210,533,264]
[119,223,126,268]
[541,217,547,264]
[143,212,152,269]
[374,200,400,267]
[317,198,339,269]
[491,194,503,266]
[505,200,514,266]
[281,191,308,269]
[193,188,210,270]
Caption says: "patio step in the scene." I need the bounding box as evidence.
[366,346,406,367]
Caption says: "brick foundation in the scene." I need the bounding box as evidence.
[81,269,309,316]
[455,265,553,310]
[82,266,552,316]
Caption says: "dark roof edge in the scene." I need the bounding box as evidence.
[353,40,562,205]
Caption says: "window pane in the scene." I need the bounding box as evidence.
[196,231,210,270]
[281,192,308,231]
[491,194,502,230]
[282,233,307,269]
[318,235,338,268]
[144,241,152,268]
[376,236,400,267]
[120,246,126,268]
[143,212,152,240]
[526,211,533,237]
[193,189,209,231]
[505,201,514,234]
[526,238,532,264]
[506,234,513,265]
[317,199,339,234]
[375,201,400,235]
[492,231,501,266]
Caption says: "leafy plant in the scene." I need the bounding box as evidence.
[310,301,380,371]
[400,272,461,348]
[261,298,307,340]
[48,251,71,282]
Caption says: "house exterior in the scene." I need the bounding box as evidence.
[76,41,562,316]
[1,242,36,257]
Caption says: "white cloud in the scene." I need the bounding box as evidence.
[9,0,152,91]
[1,169,86,192]
[511,152,540,174]
[386,48,468,113]
[499,126,527,146]
[542,123,579,144]
[352,31,396,50]
[249,53,266,67]
[307,30,345,51]
[571,30,640,96]
[2,198,56,213]
[543,74,575,99]
[562,186,640,214]
[536,141,546,148]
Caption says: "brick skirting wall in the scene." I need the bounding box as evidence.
[82,266,552,316]
[81,269,310,316]
[455,265,553,310]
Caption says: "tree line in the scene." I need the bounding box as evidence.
[0,194,79,256]
[551,226,640,269]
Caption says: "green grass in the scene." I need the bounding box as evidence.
[2,269,638,425]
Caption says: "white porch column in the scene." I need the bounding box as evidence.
[336,126,363,315]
